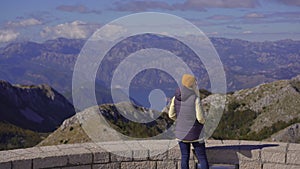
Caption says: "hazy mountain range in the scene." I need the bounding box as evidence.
[0,35,299,149]
[0,35,299,107]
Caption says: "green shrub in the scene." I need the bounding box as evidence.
[212,100,300,141]
[212,101,258,140]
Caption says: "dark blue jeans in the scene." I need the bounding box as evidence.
[178,141,209,169]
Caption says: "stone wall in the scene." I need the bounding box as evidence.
[0,140,299,169]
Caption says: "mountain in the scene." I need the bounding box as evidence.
[0,35,299,107]
[0,80,75,132]
[211,38,300,90]
[211,75,300,141]
[0,122,46,150]
[266,123,300,143]
[0,38,84,94]
[38,102,174,146]
[40,75,300,146]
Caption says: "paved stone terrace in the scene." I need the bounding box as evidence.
[0,140,299,169]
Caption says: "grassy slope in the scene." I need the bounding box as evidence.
[0,122,48,150]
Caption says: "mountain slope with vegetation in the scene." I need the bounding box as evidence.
[266,123,300,143]
[38,102,174,146]
[212,75,300,142]
[0,80,76,150]
[40,75,300,146]
[0,122,46,150]
[0,80,75,132]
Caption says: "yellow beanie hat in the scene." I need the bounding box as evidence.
[182,74,196,88]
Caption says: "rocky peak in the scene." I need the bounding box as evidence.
[0,80,75,132]
[13,84,55,100]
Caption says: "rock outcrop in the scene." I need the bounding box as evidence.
[0,80,75,132]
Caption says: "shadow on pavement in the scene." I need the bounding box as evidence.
[194,143,279,169]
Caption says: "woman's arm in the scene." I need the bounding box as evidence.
[195,97,205,124]
[168,97,176,120]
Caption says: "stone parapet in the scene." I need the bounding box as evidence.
[0,140,299,169]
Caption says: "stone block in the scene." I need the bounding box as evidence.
[141,140,172,160]
[12,151,43,162]
[239,160,262,169]
[263,163,300,169]
[84,143,108,164]
[80,142,99,149]
[63,147,92,165]
[68,152,93,165]
[124,141,149,160]
[121,161,156,169]
[12,159,32,169]
[98,142,132,162]
[261,142,287,152]
[56,144,82,150]
[261,150,285,164]
[92,150,110,164]
[239,140,261,146]
[206,139,223,146]
[287,150,300,165]
[222,140,241,146]
[210,164,238,169]
[38,146,60,152]
[0,151,19,162]
[93,162,120,169]
[178,160,196,169]
[33,154,68,169]
[237,149,260,161]
[110,153,132,162]
[207,148,239,165]
[167,147,181,160]
[10,148,38,156]
[0,162,11,169]
[132,150,149,161]
[157,160,177,169]
[149,150,168,160]
[288,143,300,151]
[62,165,92,169]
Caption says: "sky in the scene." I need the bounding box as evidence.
[0,0,300,44]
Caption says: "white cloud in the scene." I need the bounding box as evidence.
[6,18,42,27]
[99,24,126,38]
[244,12,265,18]
[243,30,253,34]
[92,24,127,41]
[40,20,97,39]
[0,30,19,43]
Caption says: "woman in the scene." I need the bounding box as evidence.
[168,74,209,169]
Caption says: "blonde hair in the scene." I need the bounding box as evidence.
[182,74,200,97]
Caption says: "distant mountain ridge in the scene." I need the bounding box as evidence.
[0,80,75,132]
[0,35,299,105]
